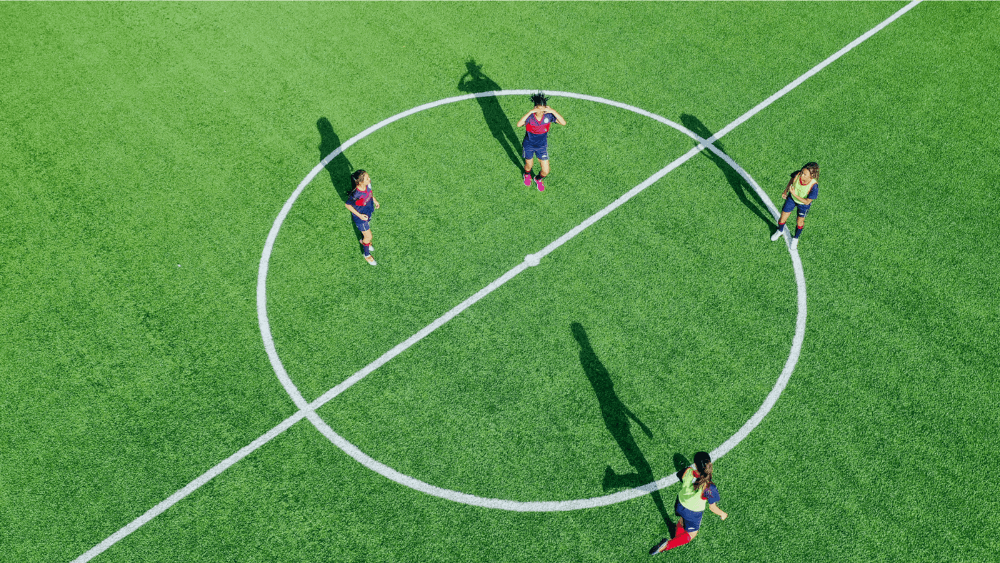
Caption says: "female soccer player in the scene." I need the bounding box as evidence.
[345,169,380,266]
[770,162,820,250]
[516,92,567,191]
[651,451,728,554]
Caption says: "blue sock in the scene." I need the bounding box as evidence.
[362,242,371,256]
[777,222,786,232]
[794,226,803,239]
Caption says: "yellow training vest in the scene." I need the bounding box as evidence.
[789,172,817,205]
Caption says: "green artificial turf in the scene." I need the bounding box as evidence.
[1,2,998,562]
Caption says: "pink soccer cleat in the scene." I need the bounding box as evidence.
[523,173,533,187]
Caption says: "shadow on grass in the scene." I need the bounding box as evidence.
[458,59,523,172]
[673,453,691,481]
[317,117,363,251]
[571,322,673,529]
[680,114,776,232]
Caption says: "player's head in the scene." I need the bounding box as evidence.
[801,162,819,180]
[694,451,712,472]
[530,92,549,108]
[693,451,714,489]
[351,169,369,187]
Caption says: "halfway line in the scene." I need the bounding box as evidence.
[72,2,921,559]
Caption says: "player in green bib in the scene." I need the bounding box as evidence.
[770,162,820,250]
[650,451,728,554]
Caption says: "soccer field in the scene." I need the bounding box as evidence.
[2,2,998,562]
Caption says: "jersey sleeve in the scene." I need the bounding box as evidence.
[808,183,819,200]
[546,112,558,123]
[702,483,720,505]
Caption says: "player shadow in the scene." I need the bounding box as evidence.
[673,453,691,481]
[571,322,673,529]
[680,114,776,231]
[317,117,364,250]
[457,59,523,171]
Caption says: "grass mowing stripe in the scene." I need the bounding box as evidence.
[70,3,923,559]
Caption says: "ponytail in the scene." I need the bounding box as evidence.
[692,451,714,491]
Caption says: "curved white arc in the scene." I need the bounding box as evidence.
[305,408,675,511]
[260,91,805,511]
[73,8,920,560]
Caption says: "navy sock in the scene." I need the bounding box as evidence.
[777,222,786,232]
[794,226,803,239]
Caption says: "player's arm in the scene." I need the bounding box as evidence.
[516,111,533,128]
[545,107,567,125]
[800,185,817,205]
[372,194,380,209]
[709,503,728,520]
[346,202,368,221]
[781,176,794,199]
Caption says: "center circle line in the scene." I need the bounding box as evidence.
[259,90,806,511]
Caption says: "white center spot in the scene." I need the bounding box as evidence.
[259,90,808,512]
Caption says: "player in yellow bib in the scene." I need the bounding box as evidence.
[770,162,820,250]
[650,451,728,555]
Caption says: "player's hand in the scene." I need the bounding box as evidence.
[373,201,380,210]
[719,512,728,521]
[358,213,369,221]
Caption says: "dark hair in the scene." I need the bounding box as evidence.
[351,169,368,187]
[802,162,819,179]
[789,162,819,182]
[693,451,713,491]
[530,92,549,107]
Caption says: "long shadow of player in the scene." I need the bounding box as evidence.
[571,322,672,528]
[317,117,364,247]
[458,59,523,171]
[680,114,776,232]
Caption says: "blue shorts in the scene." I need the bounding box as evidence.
[351,207,373,232]
[675,500,705,533]
[782,196,811,218]
[522,141,549,161]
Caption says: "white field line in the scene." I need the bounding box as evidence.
[72,2,921,560]
[297,102,779,512]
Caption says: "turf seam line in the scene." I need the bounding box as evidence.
[71,2,922,559]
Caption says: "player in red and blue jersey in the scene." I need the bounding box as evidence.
[516,92,567,191]
[770,162,820,251]
[345,169,380,266]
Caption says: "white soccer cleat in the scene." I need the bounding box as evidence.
[770,229,783,241]
[790,238,799,251]
[365,255,377,266]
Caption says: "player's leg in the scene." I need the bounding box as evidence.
[790,205,809,250]
[651,527,693,554]
[360,229,376,265]
[523,156,535,186]
[771,199,796,241]
[535,153,550,191]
